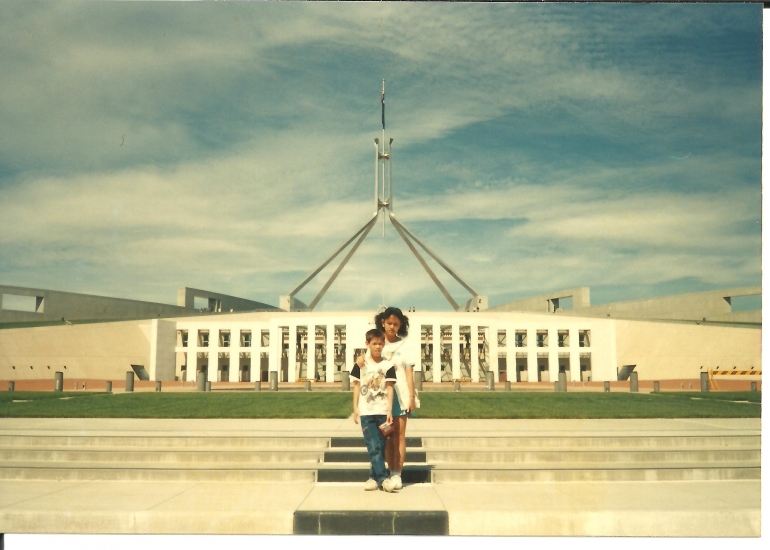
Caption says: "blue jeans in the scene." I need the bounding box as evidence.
[360,414,390,484]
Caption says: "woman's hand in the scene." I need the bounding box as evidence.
[408,395,416,412]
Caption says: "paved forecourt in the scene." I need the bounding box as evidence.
[0,417,761,536]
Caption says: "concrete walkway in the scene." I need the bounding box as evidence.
[0,418,762,537]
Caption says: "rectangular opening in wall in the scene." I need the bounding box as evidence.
[130,364,150,381]
[497,330,506,347]
[178,330,188,347]
[536,331,548,348]
[198,331,209,347]
[515,331,527,347]
[729,294,761,312]
[193,296,208,310]
[579,330,590,348]
[617,364,636,381]
[261,330,270,347]
[557,331,569,348]
[241,331,251,347]
[219,330,231,347]
[1,294,42,313]
[559,297,573,311]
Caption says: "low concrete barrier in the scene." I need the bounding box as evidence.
[54,372,63,392]
[8,381,14,392]
[255,381,261,392]
[269,371,278,391]
[125,372,134,393]
[205,381,212,392]
[197,372,207,392]
[156,381,162,392]
[557,372,567,392]
[604,381,610,392]
[653,381,660,393]
[304,380,312,391]
[341,371,350,392]
[630,372,638,393]
[106,381,112,393]
[454,380,460,392]
[700,372,709,392]
[504,381,511,392]
[751,381,757,392]
[414,371,423,391]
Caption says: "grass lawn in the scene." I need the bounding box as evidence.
[0,390,760,419]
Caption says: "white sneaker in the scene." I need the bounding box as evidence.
[390,474,402,490]
[382,477,397,493]
[363,478,378,491]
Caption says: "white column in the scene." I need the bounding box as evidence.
[414,323,423,373]
[228,348,238,383]
[470,324,479,382]
[307,324,316,380]
[451,324,460,380]
[432,324,441,383]
[569,328,580,382]
[269,325,280,377]
[548,328,558,383]
[288,324,297,383]
[186,348,195,383]
[207,349,217,383]
[526,328,537,383]
[326,324,334,383]
[488,324,498,383]
[345,324,354,373]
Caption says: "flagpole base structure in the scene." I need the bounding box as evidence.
[281,81,487,313]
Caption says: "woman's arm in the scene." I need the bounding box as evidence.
[406,365,415,412]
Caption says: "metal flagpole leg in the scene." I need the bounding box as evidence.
[288,213,379,300]
[389,216,460,311]
[307,215,379,310]
[390,213,479,297]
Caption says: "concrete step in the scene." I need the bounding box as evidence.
[330,436,422,448]
[422,435,761,449]
[431,463,760,483]
[323,449,427,463]
[0,448,325,464]
[0,435,330,450]
[426,449,760,464]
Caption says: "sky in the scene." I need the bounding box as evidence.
[0,2,762,313]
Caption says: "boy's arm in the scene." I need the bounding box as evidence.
[352,381,361,424]
[385,382,394,424]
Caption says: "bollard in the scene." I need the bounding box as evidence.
[304,380,312,392]
[341,371,350,392]
[558,372,567,393]
[454,380,460,392]
[504,381,511,392]
[125,372,135,393]
[554,381,559,392]
[197,372,207,392]
[630,372,638,393]
[205,381,212,392]
[106,381,112,393]
[414,370,423,391]
[488,373,495,391]
[54,371,63,392]
[156,381,162,392]
[653,381,660,393]
[269,371,278,391]
[254,380,261,392]
[8,381,14,392]
[751,381,757,392]
[604,381,610,392]
[700,372,709,392]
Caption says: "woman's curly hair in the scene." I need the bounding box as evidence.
[374,306,409,337]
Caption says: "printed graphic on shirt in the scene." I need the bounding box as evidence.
[350,360,396,417]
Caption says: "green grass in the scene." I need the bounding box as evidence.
[0,390,760,419]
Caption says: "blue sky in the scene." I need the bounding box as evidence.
[0,2,762,312]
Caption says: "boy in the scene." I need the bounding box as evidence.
[351,329,398,492]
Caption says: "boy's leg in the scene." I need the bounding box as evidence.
[360,415,389,484]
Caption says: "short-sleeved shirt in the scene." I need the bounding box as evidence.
[350,359,396,417]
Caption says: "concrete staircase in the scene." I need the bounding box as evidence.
[0,433,759,483]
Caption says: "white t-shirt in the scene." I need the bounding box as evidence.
[380,337,415,409]
[350,358,396,417]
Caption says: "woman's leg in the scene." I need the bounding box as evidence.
[385,428,396,472]
[395,416,408,471]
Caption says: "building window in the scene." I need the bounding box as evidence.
[536,331,548,348]
[220,331,231,347]
[579,330,591,348]
[558,331,569,348]
[514,331,527,347]
[199,331,209,347]
[180,331,189,347]
[261,330,270,347]
[497,330,506,347]
[241,331,252,347]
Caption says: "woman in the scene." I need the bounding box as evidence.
[357,306,416,490]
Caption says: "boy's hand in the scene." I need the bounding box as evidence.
[353,409,360,424]
[355,354,365,368]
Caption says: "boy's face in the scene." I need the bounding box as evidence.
[366,336,385,359]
